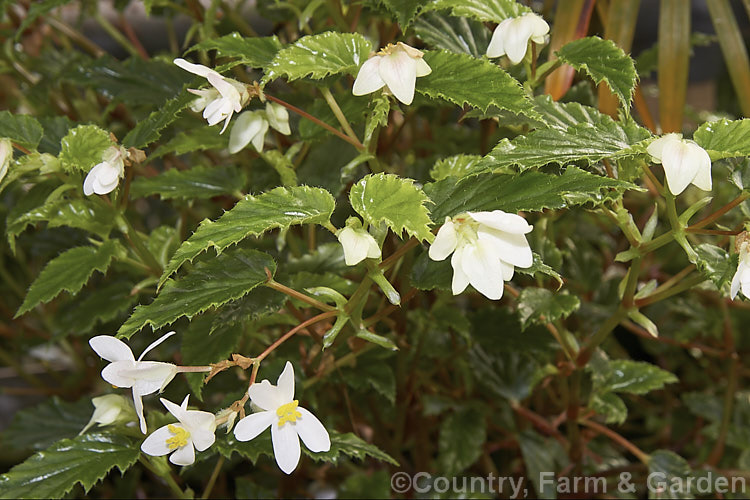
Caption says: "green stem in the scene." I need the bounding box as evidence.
[121,217,162,275]
[622,257,642,308]
[665,190,682,233]
[201,456,225,499]
[636,231,675,255]
[634,273,706,307]
[139,456,192,499]
[577,307,628,366]
[689,191,750,230]
[265,277,337,312]
[303,343,376,389]
[320,87,361,146]
[93,12,140,58]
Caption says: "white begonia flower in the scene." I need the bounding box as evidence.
[233,361,331,475]
[83,145,126,196]
[647,133,712,196]
[337,225,381,266]
[731,234,750,300]
[352,42,432,105]
[229,111,269,154]
[80,394,136,435]
[265,102,291,135]
[428,210,533,300]
[0,138,11,183]
[174,58,249,133]
[89,331,179,434]
[486,12,550,65]
[141,395,217,466]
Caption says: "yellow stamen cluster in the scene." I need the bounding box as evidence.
[276,400,302,427]
[166,424,190,449]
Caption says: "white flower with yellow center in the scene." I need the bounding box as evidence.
[731,234,750,300]
[486,12,550,65]
[352,42,432,105]
[337,219,381,266]
[428,210,533,300]
[233,361,331,475]
[174,58,249,133]
[89,331,179,434]
[141,395,217,466]
[83,145,126,196]
[79,394,136,435]
[647,133,712,196]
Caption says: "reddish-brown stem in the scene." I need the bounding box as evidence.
[688,192,750,230]
[580,419,650,464]
[255,310,339,364]
[119,13,150,59]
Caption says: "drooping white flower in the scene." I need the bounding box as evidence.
[83,145,126,196]
[228,103,292,154]
[141,395,216,466]
[0,138,11,183]
[486,13,550,65]
[174,58,249,133]
[337,222,381,266]
[352,42,432,105]
[647,133,712,196]
[233,361,331,475]
[80,394,136,435]
[89,331,179,434]
[428,210,533,300]
[265,102,291,135]
[731,234,750,300]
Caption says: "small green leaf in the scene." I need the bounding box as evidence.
[307,431,399,466]
[0,111,44,150]
[695,243,736,290]
[648,451,692,500]
[182,315,243,399]
[426,167,640,220]
[414,12,491,58]
[516,288,580,329]
[150,126,228,159]
[3,397,93,451]
[589,392,628,425]
[260,150,298,186]
[130,165,246,200]
[53,281,138,336]
[425,0,530,22]
[418,51,540,119]
[344,359,396,404]
[356,329,398,350]
[0,432,140,499]
[518,429,567,499]
[430,154,482,181]
[694,118,750,160]
[364,94,390,145]
[118,248,276,338]
[595,360,678,395]
[161,186,335,285]
[470,347,542,403]
[186,33,283,68]
[210,287,286,334]
[37,116,75,155]
[556,36,638,110]
[17,240,122,317]
[58,124,112,174]
[381,0,425,26]
[437,407,486,476]
[350,173,434,242]
[122,92,195,149]
[264,32,372,83]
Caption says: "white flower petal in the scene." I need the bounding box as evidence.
[731,264,742,299]
[486,20,510,58]
[207,72,242,112]
[126,362,177,395]
[686,141,712,191]
[140,425,174,456]
[477,227,533,268]
[295,407,330,452]
[646,133,681,163]
[277,361,295,403]
[499,259,515,281]
[89,336,135,362]
[234,411,276,441]
[169,442,196,466]
[137,331,178,361]
[378,49,418,105]
[460,239,505,300]
[415,58,432,77]
[450,246,471,295]
[174,58,215,78]
[503,17,535,65]
[101,360,136,388]
[352,57,386,96]
[338,227,380,265]
[662,139,701,195]
[189,423,217,452]
[468,210,532,234]
[229,111,267,154]
[160,396,189,422]
[272,421,301,474]
[266,102,291,135]
[248,379,284,411]
[133,390,147,434]
[250,119,269,152]
[528,14,550,43]
[429,219,458,261]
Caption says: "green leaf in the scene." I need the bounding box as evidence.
[215,433,273,463]
[58,124,112,173]
[3,397,92,451]
[0,432,140,499]
[518,429,567,499]
[426,167,640,220]
[182,315,243,398]
[595,360,678,395]
[414,12,491,58]
[37,116,74,155]
[437,407,486,476]
[364,94,390,145]
[532,94,619,131]
[119,248,275,338]
[122,92,195,149]
[430,154,482,181]
[150,124,228,159]
[130,165,246,200]
[264,32,372,83]
[343,359,396,404]
[14,0,69,40]
[210,287,286,334]
[0,111,44,150]
[355,329,398,351]
[418,51,540,119]
[694,243,736,290]
[186,33,283,68]
[17,240,122,316]
[309,431,399,466]
[53,281,138,336]
[260,150,297,186]
[516,288,580,329]
[648,451,692,500]
[381,0,425,26]
[350,173,434,242]
[470,347,542,403]
[693,118,750,160]
[161,186,335,285]
[425,0,530,22]
[589,392,628,425]
[556,36,638,110]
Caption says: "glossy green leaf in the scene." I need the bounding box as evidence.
[215,433,273,463]
[210,286,286,334]
[648,451,691,500]
[595,360,678,395]
[589,392,628,425]
[414,12,491,58]
[518,429,567,499]
[0,432,140,499]
[3,397,92,451]
[426,167,640,220]
[53,281,138,336]
[470,347,542,403]
[58,124,112,174]
[122,92,195,149]
[150,125,228,159]
[437,407,486,476]
[118,249,276,338]
[516,288,580,329]
[425,0,530,22]
[418,51,540,119]
[264,32,372,83]
[0,111,44,150]
[182,315,243,398]
[382,0,425,26]
[17,240,123,316]
[308,431,399,466]
[161,186,335,285]
[556,36,638,110]
[350,173,434,242]
[364,94,390,145]
[130,165,246,200]
[186,33,283,68]
[693,118,750,160]
[37,116,75,155]
[343,359,396,404]
[430,154,482,181]
[695,243,736,290]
